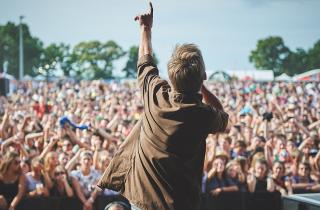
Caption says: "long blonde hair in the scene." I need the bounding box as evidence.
[44,151,58,173]
[0,152,20,177]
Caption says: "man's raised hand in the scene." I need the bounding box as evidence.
[135,2,153,29]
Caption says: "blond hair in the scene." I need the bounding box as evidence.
[167,44,206,94]
[44,151,58,172]
[0,152,20,177]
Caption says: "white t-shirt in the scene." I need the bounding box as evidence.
[70,168,101,198]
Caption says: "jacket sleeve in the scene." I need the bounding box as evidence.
[207,107,229,133]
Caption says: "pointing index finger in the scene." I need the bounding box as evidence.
[149,2,153,15]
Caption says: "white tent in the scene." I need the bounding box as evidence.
[34,75,46,81]
[275,73,292,81]
[206,70,274,81]
[208,71,231,81]
[225,70,274,81]
[293,69,320,81]
[22,75,33,81]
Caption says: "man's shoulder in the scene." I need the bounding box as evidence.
[137,54,159,85]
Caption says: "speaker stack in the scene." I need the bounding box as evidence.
[0,78,9,96]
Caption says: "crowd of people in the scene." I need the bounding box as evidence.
[0,79,320,210]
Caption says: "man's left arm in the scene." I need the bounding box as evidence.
[135,3,163,98]
[135,2,153,58]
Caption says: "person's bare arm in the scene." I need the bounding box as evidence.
[309,184,320,192]
[293,118,310,137]
[135,2,153,58]
[43,172,54,190]
[9,175,26,210]
[97,128,117,142]
[17,142,29,159]
[65,149,83,172]
[314,150,320,171]
[25,132,44,141]
[86,187,102,208]
[72,178,92,210]
[308,120,320,130]
[0,108,10,138]
[264,139,273,168]
[19,115,31,132]
[0,136,15,153]
[65,127,91,151]
[292,182,315,190]
[106,113,119,131]
[247,173,256,193]
[271,100,284,121]
[220,186,239,192]
[298,137,313,151]
[39,137,58,160]
[63,176,74,197]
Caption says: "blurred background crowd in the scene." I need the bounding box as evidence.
[0,79,320,210]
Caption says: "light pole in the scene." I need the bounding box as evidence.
[19,15,25,80]
[3,45,9,74]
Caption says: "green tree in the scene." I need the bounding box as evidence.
[122,45,159,78]
[40,43,72,76]
[71,40,125,79]
[282,48,308,76]
[307,40,320,70]
[249,36,290,76]
[122,46,139,78]
[0,22,43,78]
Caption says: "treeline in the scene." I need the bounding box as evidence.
[250,36,320,76]
[0,22,157,80]
[1,22,319,79]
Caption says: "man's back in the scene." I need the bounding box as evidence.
[122,55,228,210]
[98,3,228,210]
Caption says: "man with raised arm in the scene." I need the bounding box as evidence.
[98,2,229,210]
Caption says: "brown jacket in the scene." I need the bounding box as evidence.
[98,55,229,210]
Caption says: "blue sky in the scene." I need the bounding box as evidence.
[1,0,320,76]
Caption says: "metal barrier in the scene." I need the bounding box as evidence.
[16,192,281,210]
[16,195,128,210]
[202,192,282,210]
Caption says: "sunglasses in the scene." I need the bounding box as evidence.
[54,171,65,176]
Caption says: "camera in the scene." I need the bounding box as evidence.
[262,112,273,122]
